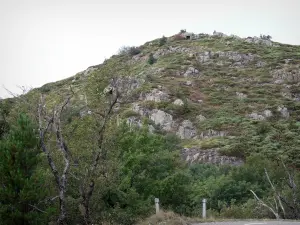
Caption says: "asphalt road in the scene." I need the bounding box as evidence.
[192,221,300,225]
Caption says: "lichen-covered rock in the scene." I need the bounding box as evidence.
[132,103,151,117]
[271,67,300,83]
[196,115,206,122]
[248,112,265,120]
[173,99,184,106]
[199,129,226,139]
[143,89,169,102]
[150,109,174,132]
[263,110,273,118]
[176,120,197,139]
[277,106,290,119]
[244,36,273,46]
[236,92,247,99]
[183,67,200,77]
[182,147,243,165]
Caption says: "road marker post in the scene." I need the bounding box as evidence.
[155,198,160,215]
[202,198,207,219]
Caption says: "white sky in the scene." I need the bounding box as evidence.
[0,0,299,98]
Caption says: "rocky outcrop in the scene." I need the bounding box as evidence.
[248,109,274,120]
[142,88,169,102]
[150,109,174,132]
[182,147,243,165]
[277,106,290,119]
[244,36,273,46]
[183,67,200,77]
[196,51,257,67]
[176,120,197,139]
[199,129,226,139]
[104,76,145,99]
[248,112,265,120]
[271,67,300,83]
[153,46,194,58]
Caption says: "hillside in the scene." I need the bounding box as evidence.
[1,30,300,224]
[15,30,300,165]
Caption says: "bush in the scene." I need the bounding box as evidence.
[159,36,167,46]
[118,46,141,56]
[260,34,272,40]
[148,53,156,65]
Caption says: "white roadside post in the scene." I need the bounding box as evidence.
[155,198,160,214]
[202,198,207,219]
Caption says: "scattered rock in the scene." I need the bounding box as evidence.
[263,110,273,118]
[132,103,151,117]
[277,106,290,119]
[248,112,265,120]
[213,30,227,38]
[183,67,200,77]
[173,99,184,106]
[199,129,226,139]
[196,115,206,122]
[244,36,273,46]
[236,92,247,99]
[256,61,267,68]
[185,80,193,86]
[271,67,300,83]
[143,88,169,102]
[176,120,197,139]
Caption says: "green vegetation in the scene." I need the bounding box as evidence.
[1,31,300,224]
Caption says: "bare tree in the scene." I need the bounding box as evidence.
[38,92,73,225]
[250,168,285,219]
[251,161,300,220]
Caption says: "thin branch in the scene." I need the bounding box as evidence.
[250,189,280,219]
[29,204,47,213]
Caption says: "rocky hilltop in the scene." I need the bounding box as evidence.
[4,30,300,167]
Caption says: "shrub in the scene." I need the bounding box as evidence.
[260,34,272,40]
[148,53,156,65]
[118,46,141,56]
[159,36,167,46]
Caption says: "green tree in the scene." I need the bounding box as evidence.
[0,113,53,225]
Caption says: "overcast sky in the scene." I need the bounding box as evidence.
[0,0,299,98]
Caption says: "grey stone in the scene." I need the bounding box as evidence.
[248,112,265,120]
[185,80,193,86]
[199,129,226,139]
[176,120,197,139]
[196,115,206,122]
[150,109,174,132]
[173,99,184,106]
[183,67,200,77]
[143,88,169,102]
[263,110,273,118]
[277,106,290,119]
[236,92,247,99]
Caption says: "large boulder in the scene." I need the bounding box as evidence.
[150,109,174,132]
[176,120,197,139]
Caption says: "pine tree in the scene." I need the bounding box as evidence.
[0,113,53,225]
